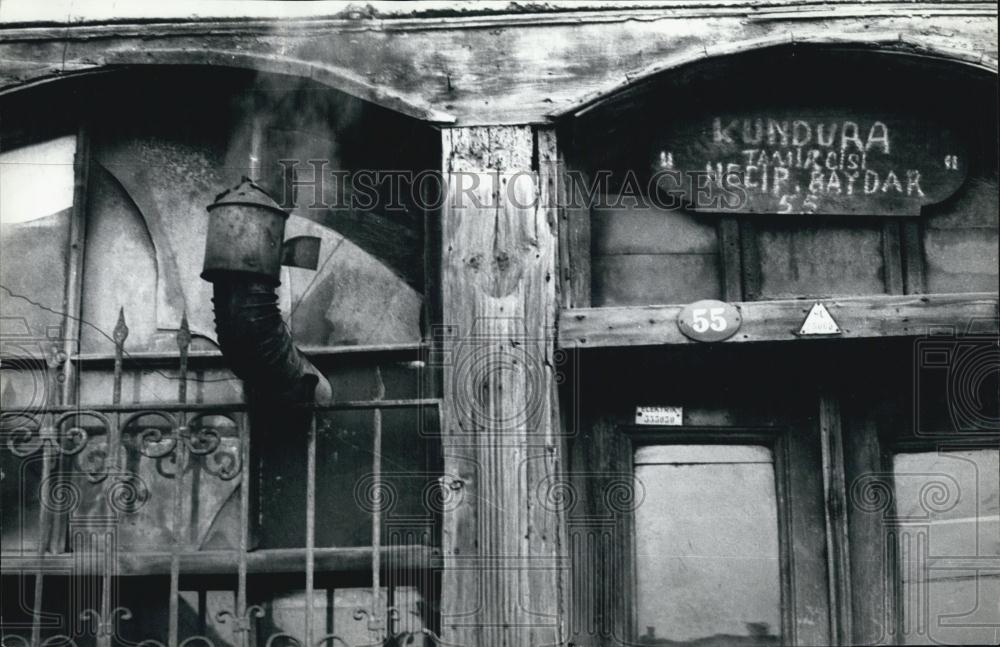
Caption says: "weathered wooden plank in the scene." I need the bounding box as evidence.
[923,225,1000,293]
[562,170,593,308]
[901,219,927,294]
[842,389,897,646]
[591,205,718,255]
[881,220,905,294]
[739,219,762,300]
[557,292,999,348]
[718,215,743,301]
[566,414,635,645]
[0,9,996,125]
[819,393,853,646]
[925,175,1000,229]
[4,2,997,28]
[783,400,835,646]
[592,253,721,306]
[755,224,887,299]
[439,126,563,646]
[543,127,576,311]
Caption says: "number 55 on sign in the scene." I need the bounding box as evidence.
[677,299,742,342]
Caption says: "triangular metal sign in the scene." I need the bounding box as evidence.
[799,302,841,335]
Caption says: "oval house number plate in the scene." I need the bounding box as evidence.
[677,299,742,342]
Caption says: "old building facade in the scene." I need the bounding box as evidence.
[1,2,998,646]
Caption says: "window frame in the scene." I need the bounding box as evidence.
[621,425,797,645]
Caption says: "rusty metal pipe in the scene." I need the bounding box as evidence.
[202,178,331,407]
[210,278,331,404]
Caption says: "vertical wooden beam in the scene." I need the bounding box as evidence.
[739,219,762,301]
[820,393,853,645]
[843,393,898,645]
[559,161,592,309]
[718,216,743,301]
[553,132,575,310]
[901,219,926,295]
[439,126,564,647]
[49,124,91,554]
[537,128,572,647]
[60,124,89,403]
[881,220,905,295]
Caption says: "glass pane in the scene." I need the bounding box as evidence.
[636,444,772,465]
[635,444,782,646]
[258,407,438,549]
[0,135,74,341]
[78,70,425,353]
[0,446,43,553]
[893,449,1000,646]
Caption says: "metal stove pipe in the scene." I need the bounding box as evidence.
[201,177,331,406]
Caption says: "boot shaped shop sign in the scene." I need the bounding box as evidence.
[651,111,967,215]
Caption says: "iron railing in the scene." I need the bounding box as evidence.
[1,310,443,647]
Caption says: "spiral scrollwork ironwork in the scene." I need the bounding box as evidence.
[105,472,150,513]
[184,424,222,456]
[216,604,266,634]
[120,411,243,481]
[79,606,133,638]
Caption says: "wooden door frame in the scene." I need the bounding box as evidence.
[621,425,797,646]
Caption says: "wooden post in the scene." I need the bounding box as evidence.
[820,392,854,645]
[439,126,565,646]
[718,216,743,301]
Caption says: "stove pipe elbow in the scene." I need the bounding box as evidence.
[201,178,331,406]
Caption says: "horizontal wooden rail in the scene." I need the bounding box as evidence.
[2,545,441,577]
[0,398,441,415]
[65,342,429,368]
[558,292,998,349]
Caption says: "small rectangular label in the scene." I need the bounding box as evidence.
[635,406,683,426]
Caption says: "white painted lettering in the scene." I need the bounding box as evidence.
[867,121,890,154]
[792,120,812,147]
[767,119,789,146]
[906,169,924,196]
[714,118,738,144]
[864,169,880,194]
[882,170,903,193]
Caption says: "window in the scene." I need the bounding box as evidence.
[565,344,865,646]
[1,69,443,646]
[634,445,782,646]
[892,448,1000,645]
[0,134,76,341]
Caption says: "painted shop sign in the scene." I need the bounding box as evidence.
[651,111,967,215]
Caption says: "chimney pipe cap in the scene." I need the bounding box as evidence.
[208,176,289,217]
